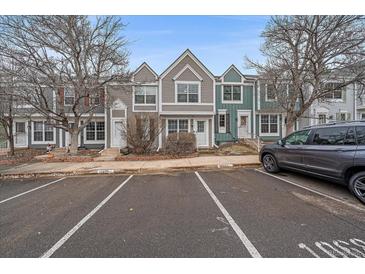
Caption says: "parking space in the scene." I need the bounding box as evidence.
[0,168,364,258]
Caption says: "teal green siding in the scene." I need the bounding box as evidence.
[255,114,284,142]
[215,84,254,144]
[223,68,242,82]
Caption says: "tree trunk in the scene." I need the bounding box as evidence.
[8,120,15,156]
[286,113,296,135]
[69,130,79,155]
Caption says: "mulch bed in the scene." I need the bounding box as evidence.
[0,149,44,166]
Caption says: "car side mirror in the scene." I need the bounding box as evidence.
[277,139,285,146]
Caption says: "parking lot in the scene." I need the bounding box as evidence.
[1,168,365,258]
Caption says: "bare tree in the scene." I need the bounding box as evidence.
[121,113,162,154]
[246,16,365,133]
[0,16,130,154]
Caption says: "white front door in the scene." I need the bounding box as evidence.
[194,120,208,147]
[111,120,126,148]
[14,122,27,147]
[237,111,251,138]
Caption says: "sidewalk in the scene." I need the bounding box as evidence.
[0,155,260,178]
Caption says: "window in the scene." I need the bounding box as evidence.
[260,114,278,134]
[265,84,277,101]
[339,113,346,121]
[16,122,25,133]
[285,130,311,145]
[167,119,189,134]
[134,86,157,104]
[361,113,365,120]
[323,83,343,100]
[318,114,327,124]
[33,121,54,143]
[312,127,348,145]
[86,121,105,141]
[197,121,205,133]
[356,127,365,145]
[219,114,225,128]
[90,94,101,105]
[176,83,199,103]
[64,89,75,106]
[218,111,227,134]
[223,85,241,102]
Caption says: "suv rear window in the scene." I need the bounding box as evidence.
[312,127,349,145]
[356,126,365,145]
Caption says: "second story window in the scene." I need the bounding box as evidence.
[134,86,157,105]
[223,85,241,102]
[323,83,344,100]
[176,82,199,103]
[64,89,75,106]
[265,84,277,101]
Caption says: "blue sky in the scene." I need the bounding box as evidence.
[122,16,269,76]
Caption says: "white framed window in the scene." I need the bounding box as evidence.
[167,119,189,135]
[323,83,344,100]
[90,94,101,105]
[134,86,157,105]
[318,114,327,124]
[260,114,279,136]
[218,110,227,133]
[361,113,365,120]
[265,84,277,101]
[64,89,75,106]
[222,85,242,103]
[175,82,200,103]
[85,121,105,142]
[32,121,56,144]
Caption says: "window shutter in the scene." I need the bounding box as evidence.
[58,87,64,106]
[226,113,230,133]
[99,88,105,106]
[214,114,218,133]
[84,94,90,106]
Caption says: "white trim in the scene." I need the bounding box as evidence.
[132,62,158,81]
[162,103,213,106]
[160,111,214,115]
[165,118,191,137]
[265,84,277,102]
[172,64,203,81]
[218,110,227,134]
[257,81,261,110]
[110,118,127,148]
[132,85,158,112]
[104,86,108,148]
[83,120,106,145]
[221,84,243,104]
[237,110,252,138]
[63,88,75,107]
[52,90,56,112]
[160,49,215,81]
[31,120,57,145]
[174,81,201,104]
[258,113,280,137]
[253,80,257,138]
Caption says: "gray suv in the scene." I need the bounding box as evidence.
[259,121,365,204]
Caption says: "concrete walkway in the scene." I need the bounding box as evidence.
[0,155,260,178]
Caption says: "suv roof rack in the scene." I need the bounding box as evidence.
[303,120,365,129]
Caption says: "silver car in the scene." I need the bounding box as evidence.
[259,121,365,204]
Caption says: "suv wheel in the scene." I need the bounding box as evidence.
[262,153,280,173]
[349,172,365,204]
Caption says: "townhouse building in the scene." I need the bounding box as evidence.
[9,49,364,151]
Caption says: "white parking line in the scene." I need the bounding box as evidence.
[195,171,262,258]
[255,168,365,211]
[0,177,65,205]
[40,175,134,258]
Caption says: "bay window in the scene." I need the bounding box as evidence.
[176,82,199,103]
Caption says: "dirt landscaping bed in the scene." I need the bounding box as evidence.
[116,152,199,161]
[0,148,44,166]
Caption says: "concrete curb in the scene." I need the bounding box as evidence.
[0,162,261,179]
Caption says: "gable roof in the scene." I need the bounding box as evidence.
[160,49,215,81]
[133,62,158,80]
[220,64,247,82]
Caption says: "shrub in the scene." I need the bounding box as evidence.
[164,132,196,155]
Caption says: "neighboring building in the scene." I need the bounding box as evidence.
[9,49,364,151]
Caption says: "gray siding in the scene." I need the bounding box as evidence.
[134,66,157,83]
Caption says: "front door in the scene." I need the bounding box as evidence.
[194,120,208,147]
[15,122,27,147]
[112,120,126,148]
[237,111,251,139]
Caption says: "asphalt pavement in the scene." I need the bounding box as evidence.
[1,168,364,258]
